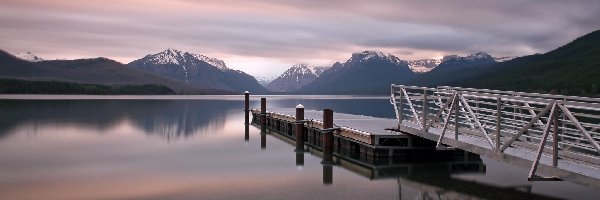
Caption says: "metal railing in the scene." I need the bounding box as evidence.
[390,85,600,180]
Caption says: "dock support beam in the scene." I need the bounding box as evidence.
[322,109,334,164]
[295,104,305,152]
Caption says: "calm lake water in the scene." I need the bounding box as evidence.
[0,95,598,200]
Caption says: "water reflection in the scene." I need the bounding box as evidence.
[256,120,567,200]
[0,100,239,140]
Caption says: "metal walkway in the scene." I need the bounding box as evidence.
[390,85,600,187]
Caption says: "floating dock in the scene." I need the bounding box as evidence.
[250,108,440,160]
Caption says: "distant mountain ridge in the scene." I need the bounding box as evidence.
[459,30,600,95]
[127,49,268,94]
[298,51,416,94]
[0,50,223,94]
[266,64,326,92]
[409,52,498,86]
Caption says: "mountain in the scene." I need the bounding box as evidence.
[311,66,329,76]
[256,76,277,86]
[494,56,515,62]
[459,30,600,95]
[266,64,321,92]
[409,52,497,86]
[298,51,416,94]
[408,59,441,73]
[127,49,268,94]
[14,51,43,62]
[0,50,221,94]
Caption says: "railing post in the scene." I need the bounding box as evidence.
[454,94,459,140]
[496,97,502,150]
[397,86,403,127]
[423,89,428,131]
[295,104,305,152]
[553,104,560,167]
[322,109,334,164]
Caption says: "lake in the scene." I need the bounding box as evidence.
[0,95,598,200]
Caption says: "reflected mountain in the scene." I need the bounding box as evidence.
[0,99,241,140]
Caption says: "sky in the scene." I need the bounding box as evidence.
[1,0,599,77]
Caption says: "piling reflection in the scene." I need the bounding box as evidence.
[260,132,266,150]
[295,152,304,166]
[252,117,564,200]
[322,165,332,185]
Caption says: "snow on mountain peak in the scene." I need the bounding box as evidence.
[139,49,231,83]
[14,51,44,62]
[283,64,318,78]
[466,52,493,60]
[442,52,494,62]
[350,50,407,65]
[144,49,229,71]
[408,59,441,73]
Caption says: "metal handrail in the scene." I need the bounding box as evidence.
[391,85,600,180]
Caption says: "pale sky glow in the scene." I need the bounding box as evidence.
[1,0,599,77]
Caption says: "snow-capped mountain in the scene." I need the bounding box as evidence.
[14,51,44,62]
[256,76,277,86]
[408,59,441,73]
[441,52,495,63]
[493,56,516,62]
[128,49,268,93]
[299,50,416,94]
[266,64,322,92]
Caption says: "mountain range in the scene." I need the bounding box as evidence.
[128,49,267,93]
[1,30,598,95]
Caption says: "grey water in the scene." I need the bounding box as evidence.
[0,95,598,200]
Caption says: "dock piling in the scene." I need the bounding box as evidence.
[295,104,305,152]
[322,109,334,164]
[260,97,266,133]
[244,91,250,125]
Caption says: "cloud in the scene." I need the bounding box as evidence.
[0,0,599,77]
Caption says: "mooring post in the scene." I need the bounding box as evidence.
[260,97,266,133]
[244,91,250,125]
[322,109,334,164]
[295,104,305,152]
[260,97,267,150]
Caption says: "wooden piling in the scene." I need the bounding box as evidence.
[322,109,334,164]
[260,98,266,133]
[244,91,249,111]
[295,104,305,152]
[244,91,250,125]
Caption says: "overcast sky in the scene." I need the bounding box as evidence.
[1,0,599,77]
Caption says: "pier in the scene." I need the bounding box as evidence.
[245,85,600,188]
[391,85,600,187]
